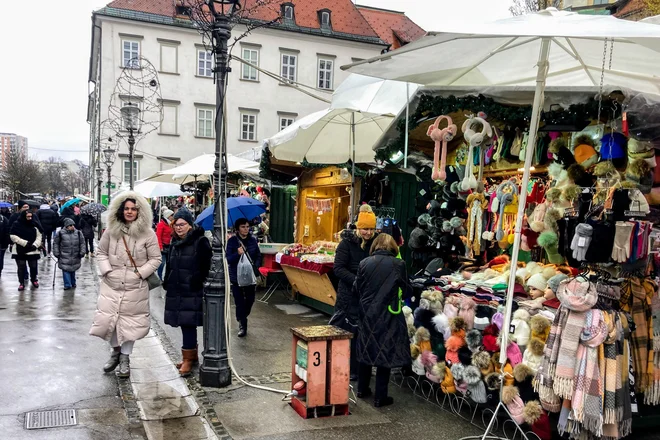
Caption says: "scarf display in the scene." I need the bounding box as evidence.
[647,283,660,405]
[535,307,568,411]
[466,193,487,255]
[621,277,655,392]
[620,316,633,438]
[554,310,586,399]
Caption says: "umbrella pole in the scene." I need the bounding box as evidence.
[461,37,550,440]
[404,82,410,169]
[350,112,356,224]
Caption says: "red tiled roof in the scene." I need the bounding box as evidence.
[105,0,380,39]
[612,0,649,18]
[356,5,425,49]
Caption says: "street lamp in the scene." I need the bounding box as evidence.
[199,0,241,388]
[102,146,117,204]
[120,102,140,190]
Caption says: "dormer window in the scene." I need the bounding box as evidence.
[319,10,331,29]
[283,4,294,21]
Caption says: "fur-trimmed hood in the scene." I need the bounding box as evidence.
[106,191,153,240]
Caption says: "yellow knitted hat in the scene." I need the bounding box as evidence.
[356,204,376,229]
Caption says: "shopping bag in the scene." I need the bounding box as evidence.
[237,253,257,287]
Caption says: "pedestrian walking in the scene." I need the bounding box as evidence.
[60,205,80,229]
[1,207,11,221]
[9,201,29,228]
[80,213,98,258]
[354,233,411,408]
[36,204,59,256]
[226,217,262,337]
[89,191,161,378]
[9,210,43,290]
[53,218,86,290]
[0,214,10,277]
[329,204,378,380]
[163,209,212,376]
[155,209,174,280]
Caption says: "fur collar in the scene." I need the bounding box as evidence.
[171,225,205,247]
[106,191,153,240]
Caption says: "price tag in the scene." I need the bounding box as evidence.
[318,211,323,216]
[578,237,586,247]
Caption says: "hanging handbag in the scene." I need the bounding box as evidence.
[122,236,162,290]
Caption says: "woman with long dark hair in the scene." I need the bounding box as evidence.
[10,210,43,290]
[90,192,161,378]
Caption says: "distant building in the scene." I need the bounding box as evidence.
[608,0,654,20]
[562,0,617,14]
[87,0,424,196]
[0,133,28,167]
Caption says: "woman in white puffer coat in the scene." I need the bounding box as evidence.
[89,192,161,378]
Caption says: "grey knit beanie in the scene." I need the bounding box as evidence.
[547,273,568,294]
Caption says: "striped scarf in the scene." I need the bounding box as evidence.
[572,310,607,437]
[553,310,586,399]
[534,307,568,412]
[619,315,633,438]
[646,283,660,405]
[621,277,655,392]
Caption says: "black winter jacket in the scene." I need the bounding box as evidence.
[330,230,377,327]
[0,216,9,249]
[163,227,212,327]
[225,234,262,284]
[59,207,80,229]
[36,208,59,234]
[80,214,97,239]
[355,250,412,368]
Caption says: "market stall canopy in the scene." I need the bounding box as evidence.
[133,181,189,198]
[144,154,260,185]
[265,74,418,164]
[342,8,660,95]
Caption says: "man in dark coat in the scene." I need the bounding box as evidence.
[354,234,411,408]
[79,213,97,257]
[36,204,59,255]
[59,206,80,229]
[0,214,10,276]
[329,204,378,380]
[163,214,212,376]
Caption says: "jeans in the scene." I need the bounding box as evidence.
[62,271,77,289]
[85,237,94,254]
[157,249,168,280]
[181,326,198,350]
[17,259,37,284]
[231,283,256,323]
[357,363,391,400]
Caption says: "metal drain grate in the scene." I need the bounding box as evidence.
[25,409,77,430]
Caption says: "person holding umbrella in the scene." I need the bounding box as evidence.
[10,210,43,290]
[225,217,262,337]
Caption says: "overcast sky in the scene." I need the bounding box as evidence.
[0,0,514,164]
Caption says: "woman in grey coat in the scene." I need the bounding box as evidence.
[53,218,86,290]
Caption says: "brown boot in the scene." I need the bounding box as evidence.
[178,348,198,377]
[176,345,198,369]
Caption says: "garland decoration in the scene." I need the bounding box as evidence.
[259,147,367,181]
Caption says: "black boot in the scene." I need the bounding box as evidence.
[237,319,247,337]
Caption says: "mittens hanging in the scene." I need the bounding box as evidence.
[570,223,593,262]
[611,221,634,263]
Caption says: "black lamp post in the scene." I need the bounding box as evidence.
[199,0,241,388]
[120,102,140,190]
[102,147,116,204]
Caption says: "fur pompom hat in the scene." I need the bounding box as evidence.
[445,317,467,364]
[573,135,599,168]
[483,324,500,353]
[524,401,552,440]
[458,297,476,330]
[441,365,456,394]
[491,305,505,330]
[414,327,432,353]
[421,289,445,314]
[472,350,494,376]
[433,313,451,341]
[513,363,537,403]
[530,315,551,343]
[464,365,488,403]
[443,296,459,320]
[426,361,446,384]
[502,386,526,424]
[403,306,415,338]
[510,309,531,348]
[458,346,473,366]
[414,307,435,331]
[549,138,575,168]
[522,338,545,373]
[466,329,483,353]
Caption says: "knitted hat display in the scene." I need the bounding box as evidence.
[510,309,531,348]
[445,317,467,364]
[485,372,502,391]
[513,363,537,403]
[427,115,457,181]
[414,327,432,353]
[546,274,568,297]
[420,351,438,372]
[522,337,545,373]
[530,315,552,343]
[458,297,476,330]
[464,365,488,403]
[432,313,451,341]
[572,134,599,168]
[466,329,483,353]
[414,307,435,331]
[421,289,445,315]
[548,138,576,168]
[441,365,456,394]
[600,132,627,161]
[458,346,473,366]
[491,305,505,330]
[403,306,416,338]
[356,204,376,229]
[506,341,523,367]
[450,363,466,388]
[527,267,556,299]
[626,158,654,194]
[537,231,564,264]
[523,401,552,440]
[443,296,459,320]
[472,350,494,376]
[426,361,446,384]
[483,324,500,353]
[502,386,526,424]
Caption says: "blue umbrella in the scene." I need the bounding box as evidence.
[194,197,266,231]
[0,201,12,208]
[60,198,81,212]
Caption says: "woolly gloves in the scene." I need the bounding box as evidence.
[612,221,634,263]
[570,223,593,262]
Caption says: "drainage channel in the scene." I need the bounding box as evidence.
[25,409,77,430]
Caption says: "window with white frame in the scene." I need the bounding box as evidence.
[122,40,140,68]
[321,11,330,26]
[196,107,214,138]
[123,160,139,183]
[281,53,297,82]
[318,58,333,90]
[160,103,178,135]
[241,47,259,81]
[197,49,213,77]
[240,112,257,141]
[279,116,294,131]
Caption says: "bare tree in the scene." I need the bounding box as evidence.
[510,0,562,15]
[1,149,45,200]
[42,157,67,197]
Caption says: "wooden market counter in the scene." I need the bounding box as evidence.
[279,254,337,315]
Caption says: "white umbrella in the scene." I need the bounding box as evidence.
[344,8,660,439]
[133,181,188,198]
[144,153,260,185]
